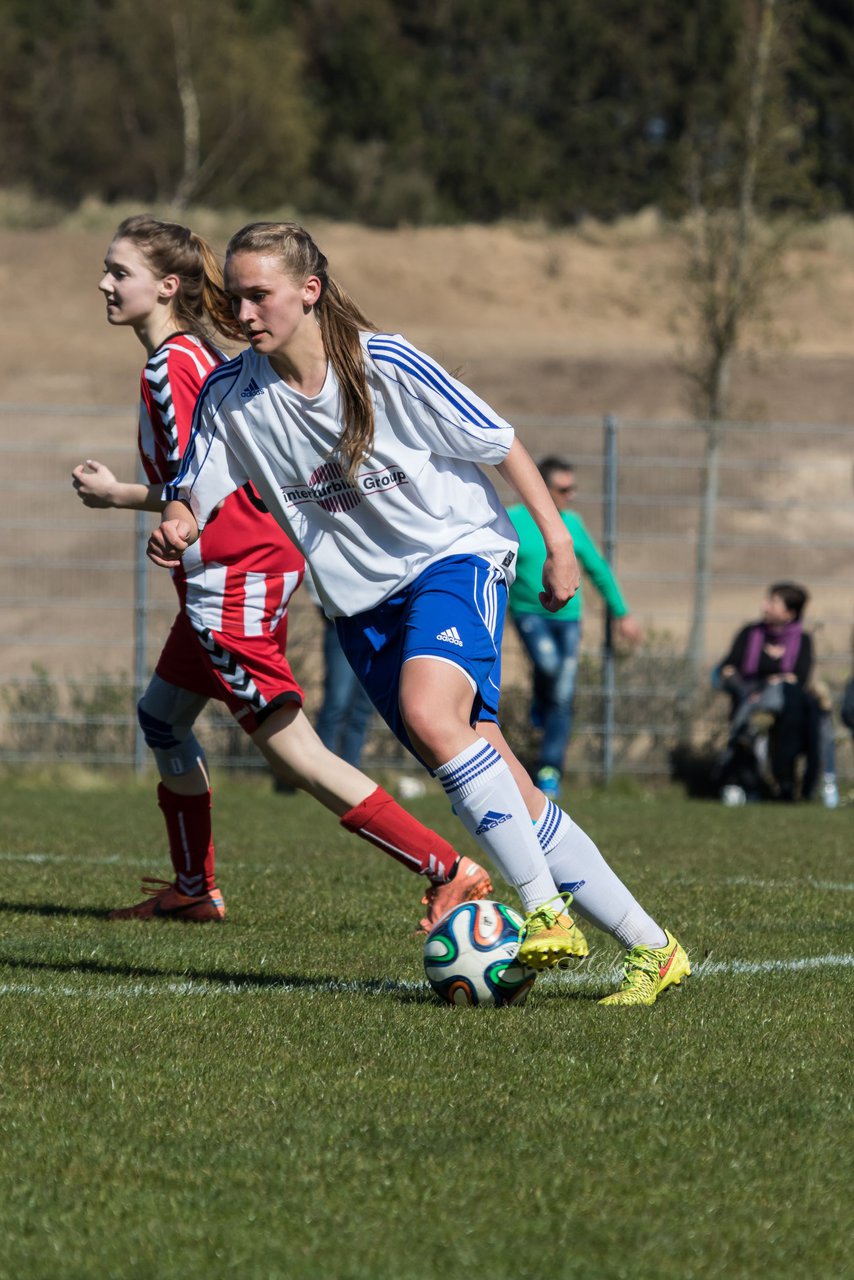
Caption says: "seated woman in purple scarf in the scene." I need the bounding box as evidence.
[715,582,820,802]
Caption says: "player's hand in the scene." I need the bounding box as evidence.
[71,459,118,508]
[539,545,580,612]
[147,519,193,567]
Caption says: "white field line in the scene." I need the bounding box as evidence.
[1,953,853,1000]
[3,853,853,895]
[2,852,852,997]
[0,852,146,867]
[668,875,854,893]
[0,851,251,870]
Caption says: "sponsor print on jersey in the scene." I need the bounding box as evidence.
[281,459,408,513]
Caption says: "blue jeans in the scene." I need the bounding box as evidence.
[512,613,581,774]
[315,617,375,767]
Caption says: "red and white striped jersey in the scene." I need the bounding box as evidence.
[139,332,304,638]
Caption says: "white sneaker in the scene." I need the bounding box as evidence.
[721,784,747,807]
[821,775,839,809]
[398,774,427,800]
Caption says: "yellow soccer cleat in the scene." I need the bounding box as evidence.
[599,929,690,1007]
[517,894,589,970]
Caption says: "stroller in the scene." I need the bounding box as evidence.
[713,671,822,804]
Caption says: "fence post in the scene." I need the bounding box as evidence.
[133,458,148,775]
[602,413,619,784]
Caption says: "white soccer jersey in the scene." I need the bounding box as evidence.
[168,333,519,618]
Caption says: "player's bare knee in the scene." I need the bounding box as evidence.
[399,706,457,766]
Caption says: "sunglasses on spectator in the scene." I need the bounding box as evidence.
[551,482,577,495]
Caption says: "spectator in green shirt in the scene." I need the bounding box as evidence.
[507,456,642,797]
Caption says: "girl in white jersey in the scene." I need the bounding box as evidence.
[149,221,690,1006]
[72,215,492,932]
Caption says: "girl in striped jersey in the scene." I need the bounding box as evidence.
[148,221,690,1005]
[72,215,491,928]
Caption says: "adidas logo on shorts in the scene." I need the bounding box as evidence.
[436,626,463,646]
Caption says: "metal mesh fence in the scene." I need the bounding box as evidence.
[2,404,852,782]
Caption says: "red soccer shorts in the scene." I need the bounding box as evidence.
[155,610,304,736]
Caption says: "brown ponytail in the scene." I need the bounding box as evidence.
[226,221,376,482]
[112,214,243,344]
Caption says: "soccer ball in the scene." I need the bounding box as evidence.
[423,899,537,1007]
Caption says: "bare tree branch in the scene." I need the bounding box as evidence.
[683,0,781,669]
[171,10,200,211]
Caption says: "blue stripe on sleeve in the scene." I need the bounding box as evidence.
[367,335,500,431]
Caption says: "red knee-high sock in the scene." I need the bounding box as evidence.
[157,783,217,896]
[340,786,459,882]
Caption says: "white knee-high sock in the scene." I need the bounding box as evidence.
[534,799,667,948]
[435,739,557,913]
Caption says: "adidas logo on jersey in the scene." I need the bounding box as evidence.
[475,810,511,835]
[240,378,264,400]
[436,626,463,646]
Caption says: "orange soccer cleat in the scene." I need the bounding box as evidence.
[109,877,226,922]
[418,855,493,934]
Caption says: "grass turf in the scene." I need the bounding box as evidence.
[0,775,851,1280]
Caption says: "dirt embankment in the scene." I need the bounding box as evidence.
[2,208,853,683]
[3,209,854,422]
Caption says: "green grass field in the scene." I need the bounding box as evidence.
[0,774,851,1280]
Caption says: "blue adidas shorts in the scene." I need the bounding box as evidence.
[335,554,507,757]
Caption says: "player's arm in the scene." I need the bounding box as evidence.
[147,499,200,568]
[496,437,579,612]
[71,459,164,511]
